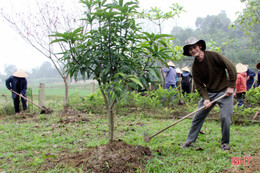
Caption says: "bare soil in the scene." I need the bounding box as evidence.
[40,139,153,173]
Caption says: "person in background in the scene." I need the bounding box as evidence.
[5,69,28,114]
[181,37,237,151]
[245,64,256,90]
[256,62,260,87]
[175,67,182,89]
[234,63,247,107]
[161,61,177,89]
[181,66,192,95]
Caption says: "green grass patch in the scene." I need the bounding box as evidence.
[0,111,259,172]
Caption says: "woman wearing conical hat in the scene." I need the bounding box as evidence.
[181,66,192,95]
[161,61,177,89]
[5,69,28,114]
[234,63,247,107]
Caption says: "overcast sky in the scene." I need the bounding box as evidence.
[0,0,245,74]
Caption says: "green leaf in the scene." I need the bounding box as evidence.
[129,77,143,88]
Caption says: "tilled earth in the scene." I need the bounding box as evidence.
[41,139,153,173]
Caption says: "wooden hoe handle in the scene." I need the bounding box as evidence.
[11,90,45,111]
[149,94,227,139]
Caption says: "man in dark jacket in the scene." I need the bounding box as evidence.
[6,70,28,113]
[181,37,237,151]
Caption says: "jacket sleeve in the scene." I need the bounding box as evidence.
[5,76,12,90]
[247,68,256,78]
[162,68,169,73]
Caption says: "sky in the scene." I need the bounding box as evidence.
[0,0,245,74]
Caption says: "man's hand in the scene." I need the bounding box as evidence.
[203,99,212,109]
[225,87,234,96]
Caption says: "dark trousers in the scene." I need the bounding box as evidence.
[185,91,233,145]
[182,84,191,95]
[236,92,245,107]
[165,83,176,89]
[13,96,27,113]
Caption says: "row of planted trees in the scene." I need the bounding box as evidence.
[50,0,184,142]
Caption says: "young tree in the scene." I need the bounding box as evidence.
[51,0,180,142]
[0,0,85,105]
[138,4,185,86]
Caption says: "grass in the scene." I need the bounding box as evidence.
[0,82,97,114]
[0,111,259,172]
[0,81,97,97]
[0,84,259,172]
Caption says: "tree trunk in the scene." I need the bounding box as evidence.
[63,76,69,106]
[108,107,114,142]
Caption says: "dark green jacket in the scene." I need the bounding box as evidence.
[192,50,237,100]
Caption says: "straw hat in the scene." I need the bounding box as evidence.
[236,63,247,73]
[13,69,28,78]
[175,68,182,74]
[181,66,191,72]
[183,37,206,56]
[167,61,175,67]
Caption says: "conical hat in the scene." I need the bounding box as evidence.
[175,68,182,74]
[167,61,175,67]
[236,63,247,73]
[13,69,28,78]
[181,66,190,72]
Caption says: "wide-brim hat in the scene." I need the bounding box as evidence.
[175,67,182,74]
[167,61,175,67]
[183,37,206,56]
[236,63,247,73]
[256,62,260,69]
[13,69,28,78]
[181,66,190,72]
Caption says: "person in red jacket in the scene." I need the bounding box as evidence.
[234,63,247,107]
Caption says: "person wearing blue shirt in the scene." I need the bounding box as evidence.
[6,69,28,113]
[161,61,177,89]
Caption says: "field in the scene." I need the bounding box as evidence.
[0,82,259,172]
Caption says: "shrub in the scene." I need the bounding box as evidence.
[245,87,260,105]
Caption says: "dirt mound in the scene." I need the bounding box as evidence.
[81,139,153,172]
[42,139,153,172]
[59,107,80,116]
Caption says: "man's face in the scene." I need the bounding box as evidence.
[188,44,202,57]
